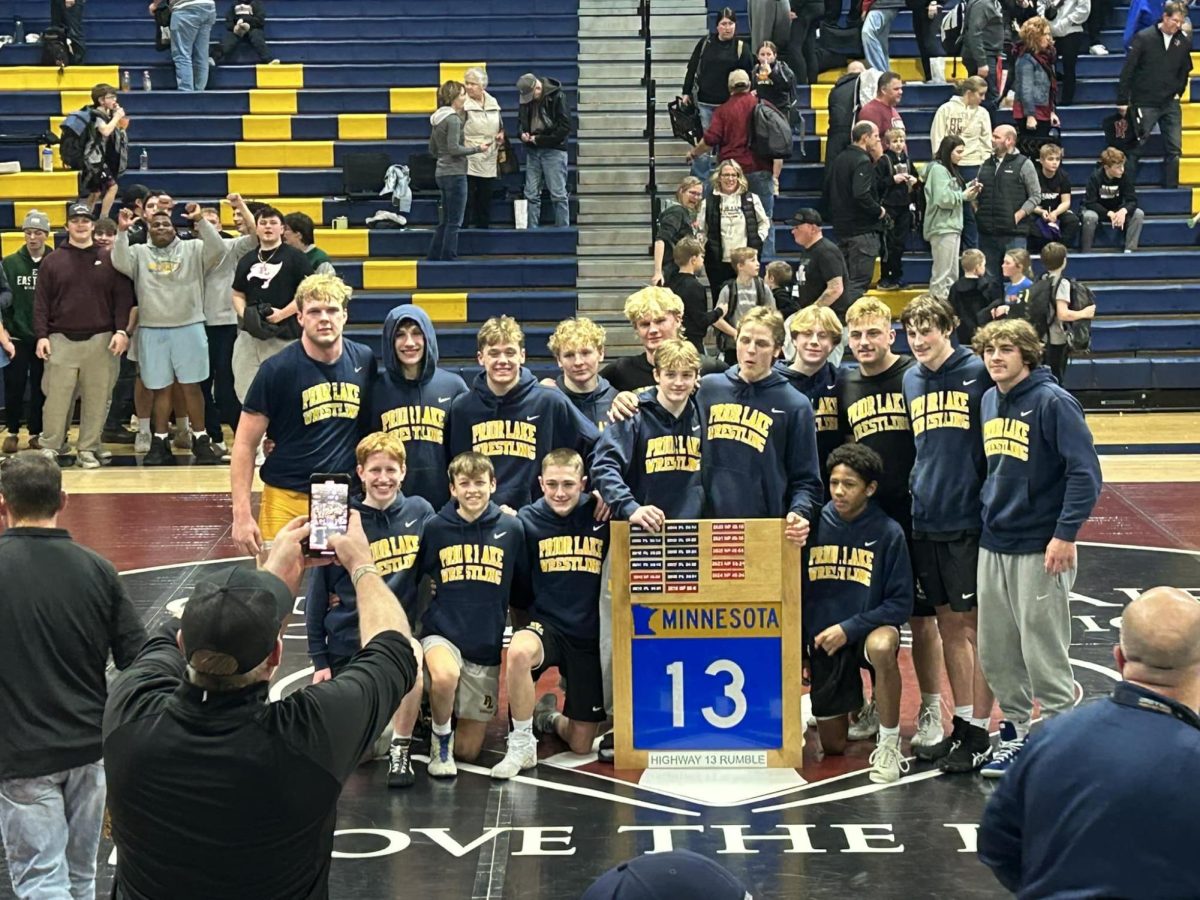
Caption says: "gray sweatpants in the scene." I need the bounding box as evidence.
[977,548,1077,725]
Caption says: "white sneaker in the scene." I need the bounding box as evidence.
[95,449,113,462]
[490,731,538,780]
[1089,43,1109,55]
[134,431,151,454]
[77,450,101,469]
[911,702,944,752]
[868,734,910,784]
[847,698,879,741]
[427,731,457,778]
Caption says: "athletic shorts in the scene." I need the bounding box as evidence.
[421,635,499,723]
[258,484,308,542]
[912,534,980,613]
[880,494,930,618]
[807,626,899,719]
[137,323,209,390]
[522,621,606,723]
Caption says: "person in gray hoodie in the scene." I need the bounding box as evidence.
[962,0,1006,112]
[427,80,491,262]
[112,202,226,465]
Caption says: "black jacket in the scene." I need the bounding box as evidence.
[0,527,146,780]
[517,76,571,151]
[1117,24,1193,108]
[824,71,861,171]
[682,33,755,105]
[824,144,882,238]
[1084,164,1138,216]
[976,150,1039,236]
[225,1,266,31]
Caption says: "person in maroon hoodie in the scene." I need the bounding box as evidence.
[33,202,133,469]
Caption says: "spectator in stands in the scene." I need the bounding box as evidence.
[209,1,278,66]
[668,237,720,354]
[50,0,87,63]
[930,77,992,249]
[230,206,314,407]
[912,0,949,83]
[283,212,336,274]
[428,81,491,262]
[1085,0,1113,53]
[1029,143,1080,248]
[1012,17,1061,153]
[975,124,1039,278]
[463,67,504,230]
[120,184,153,245]
[1034,241,1095,381]
[1041,0,1090,105]
[686,69,776,260]
[753,41,798,193]
[1082,147,1145,252]
[681,7,756,182]
[963,0,1006,112]
[766,259,796,318]
[699,159,770,305]
[856,71,905,138]
[787,0,825,84]
[33,203,132,468]
[150,0,217,92]
[823,122,886,307]
[92,217,117,250]
[80,84,128,221]
[113,202,226,465]
[862,0,904,72]
[825,63,866,181]
[714,247,775,363]
[925,136,985,302]
[1117,1,1192,189]
[983,248,1035,320]
[950,248,1003,343]
[652,176,705,287]
[0,451,146,900]
[788,208,850,362]
[516,73,571,228]
[876,128,918,290]
[2,212,50,453]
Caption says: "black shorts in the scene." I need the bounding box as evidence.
[879,494,929,617]
[911,534,980,613]
[523,621,606,723]
[807,628,899,718]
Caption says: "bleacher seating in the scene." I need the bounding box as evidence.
[0,0,581,379]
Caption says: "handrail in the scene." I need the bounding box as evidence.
[639,0,659,253]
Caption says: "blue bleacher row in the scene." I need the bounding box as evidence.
[10,0,581,16]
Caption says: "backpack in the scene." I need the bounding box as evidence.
[40,26,72,71]
[716,277,774,350]
[940,1,970,74]
[750,98,793,160]
[58,108,94,170]
[1030,274,1096,351]
[1059,278,1096,353]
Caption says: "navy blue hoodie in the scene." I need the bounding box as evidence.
[557,374,618,433]
[305,492,434,670]
[698,367,823,520]
[516,496,610,642]
[447,368,599,510]
[773,360,841,488]
[803,501,914,643]
[903,347,991,535]
[370,304,468,508]
[417,500,526,665]
[980,367,1102,554]
[590,389,705,520]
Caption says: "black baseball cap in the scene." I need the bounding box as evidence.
[582,850,753,900]
[791,208,822,227]
[66,202,95,221]
[180,567,295,674]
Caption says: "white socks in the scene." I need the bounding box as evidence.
[954,704,973,720]
[431,719,451,737]
[512,717,533,735]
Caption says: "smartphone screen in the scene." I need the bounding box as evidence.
[308,474,350,555]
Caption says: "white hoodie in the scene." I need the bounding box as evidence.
[930,95,993,167]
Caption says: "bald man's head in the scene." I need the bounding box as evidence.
[1119,587,1200,684]
[847,60,865,75]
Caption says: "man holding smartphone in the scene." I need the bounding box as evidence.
[230,273,376,555]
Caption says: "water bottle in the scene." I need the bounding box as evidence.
[142,69,152,92]
[13,18,24,44]
[139,148,149,171]
[41,146,54,172]
[121,69,131,92]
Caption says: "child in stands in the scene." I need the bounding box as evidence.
[1082,147,1145,253]
[948,248,1003,346]
[713,246,775,364]
[983,249,1034,321]
[210,1,278,65]
[766,259,798,320]
[876,128,919,291]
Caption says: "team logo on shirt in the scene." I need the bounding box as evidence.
[644,435,701,473]
[471,419,538,460]
[845,393,910,440]
[706,403,773,452]
[537,535,605,575]
[807,544,875,587]
[380,405,447,443]
[147,258,181,276]
[370,534,421,576]
[983,417,1031,462]
[301,382,361,425]
[439,544,506,585]
[812,396,838,433]
[908,391,971,436]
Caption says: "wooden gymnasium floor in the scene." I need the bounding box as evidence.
[2,411,1199,899]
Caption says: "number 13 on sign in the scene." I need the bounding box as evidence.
[666,659,747,729]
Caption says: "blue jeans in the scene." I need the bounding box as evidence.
[170,1,217,91]
[745,169,776,261]
[0,762,106,899]
[979,232,1026,284]
[960,165,980,250]
[691,101,720,185]
[861,8,897,73]
[524,147,569,227]
[429,174,467,260]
